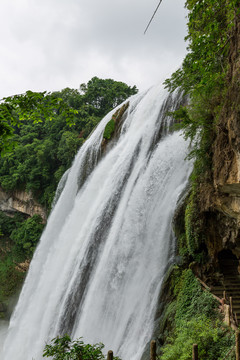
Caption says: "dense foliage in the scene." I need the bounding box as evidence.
[0,90,77,155]
[160,269,235,360]
[0,212,44,257]
[0,77,137,210]
[165,0,236,94]
[0,211,44,308]
[0,77,137,156]
[42,335,120,360]
[10,215,44,257]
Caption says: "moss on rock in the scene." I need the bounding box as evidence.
[102,102,129,142]
[103,119,115,140]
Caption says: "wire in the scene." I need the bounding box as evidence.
[144,0,163,35]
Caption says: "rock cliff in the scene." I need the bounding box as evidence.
[193,12,240,279]
[0,187,47,222]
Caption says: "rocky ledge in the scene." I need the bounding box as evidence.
[0,187,47,222]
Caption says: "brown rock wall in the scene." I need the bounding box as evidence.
[196,13,240,269]
[213,13,240,191]
[0,187,47,222]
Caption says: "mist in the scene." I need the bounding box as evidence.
[0,321,8,354]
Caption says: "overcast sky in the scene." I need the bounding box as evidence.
[0,0,188,99]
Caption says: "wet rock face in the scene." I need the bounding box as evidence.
[0,187,47,222]
[212,16,240,197]
[202,15,240,261]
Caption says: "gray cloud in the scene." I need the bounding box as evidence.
[0,0,187,98]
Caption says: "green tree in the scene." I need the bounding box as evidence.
[0,90,77,155]
[10,215,44,257]
[165,0,237,95]
[160,270,235,360]
[80,76,138,117]
[57,131,84,168]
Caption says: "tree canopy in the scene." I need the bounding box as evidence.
[0,77,138,209]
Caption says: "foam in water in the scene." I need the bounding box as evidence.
[1,84,192,360]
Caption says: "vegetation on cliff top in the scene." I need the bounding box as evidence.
[165,0,238,173]
[0,77,137,315]
[0,77,137,210]
[42,335,120,360]
[160,269,235,360]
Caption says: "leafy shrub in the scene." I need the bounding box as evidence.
[43,335,121,360]
[10,215,44,257]
[161,316,234,360]
[160,269,235,360]
[175,270,218,324]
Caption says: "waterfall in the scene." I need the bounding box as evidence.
[2,84,192,360]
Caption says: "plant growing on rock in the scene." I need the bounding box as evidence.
[103,102,129,141]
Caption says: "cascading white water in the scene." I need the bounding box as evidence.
[2,84,192,360]
[0,321,8,355]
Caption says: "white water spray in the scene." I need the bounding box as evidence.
[0,321,8,355]
[2,84,192,360]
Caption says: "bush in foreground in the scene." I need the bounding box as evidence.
[42,335,121,360]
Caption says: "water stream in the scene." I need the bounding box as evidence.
[2,84,192,360]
